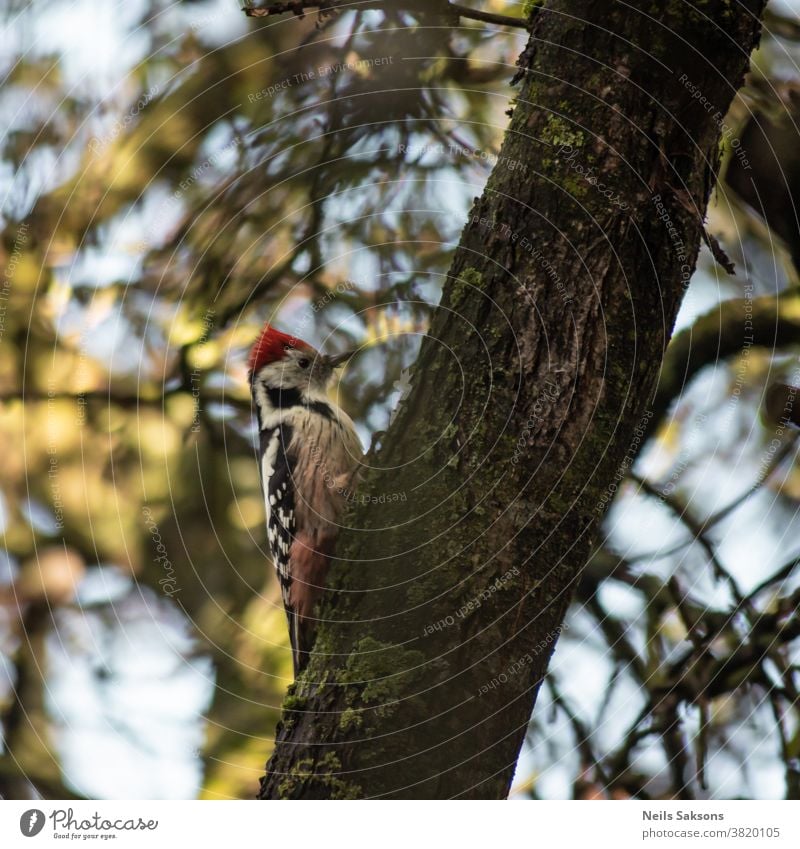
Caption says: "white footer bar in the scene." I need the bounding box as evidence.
[1,800,797,847]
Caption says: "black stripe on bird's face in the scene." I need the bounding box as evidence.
[266,386,333,419]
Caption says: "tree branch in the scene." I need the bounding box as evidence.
[647,289,800,439]
[448,3,532,29]
[242,0,532,29]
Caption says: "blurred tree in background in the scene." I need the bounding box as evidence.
[0,0,799,799]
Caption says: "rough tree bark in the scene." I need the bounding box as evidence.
[258,0,767,799]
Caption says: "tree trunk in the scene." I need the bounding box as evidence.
[259,0,767,799]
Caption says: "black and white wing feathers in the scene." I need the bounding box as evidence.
[260,424,301,669]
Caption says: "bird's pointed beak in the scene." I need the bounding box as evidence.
[324,349,357,368]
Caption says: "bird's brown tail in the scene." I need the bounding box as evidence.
[286,532,333,676]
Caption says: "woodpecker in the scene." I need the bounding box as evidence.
[249,324,362,676]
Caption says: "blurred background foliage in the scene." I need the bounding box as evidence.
[1,0,800,800]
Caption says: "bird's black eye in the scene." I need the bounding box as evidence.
[283,344,294,352]
[298,358,310,369]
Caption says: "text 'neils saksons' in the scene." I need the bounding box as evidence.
[642,811,724,821]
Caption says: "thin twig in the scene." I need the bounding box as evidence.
[743,555,800,604]
[667,575,709,648]
[628,435,799,565]
[696,696,710,791]
[547,679,612,790]
[631,472,747,605]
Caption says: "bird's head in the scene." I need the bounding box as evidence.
[248,324,355,399]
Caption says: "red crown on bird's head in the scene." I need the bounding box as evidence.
[248,324,313,376]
